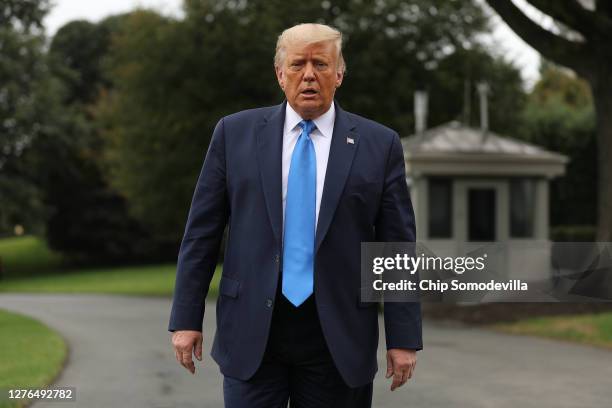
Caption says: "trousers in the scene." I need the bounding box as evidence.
[223,292,373,408]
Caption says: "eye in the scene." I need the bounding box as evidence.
[289,61,304,70]
[315,62,328,70]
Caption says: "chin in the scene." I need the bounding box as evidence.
[300,108,323,119]
[293,103,317,115]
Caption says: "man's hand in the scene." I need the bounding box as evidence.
[385,348,417,391]
[172,330,203,374]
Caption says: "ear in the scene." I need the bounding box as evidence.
[275,65,285,90]
[335,69,344,88]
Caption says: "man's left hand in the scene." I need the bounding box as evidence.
[385,348,417,391]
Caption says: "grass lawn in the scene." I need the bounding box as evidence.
[495,312,612,349]
[0,236,64,279]
[0,263,221,297]
[0,309,67,408]
[0,236,221,297]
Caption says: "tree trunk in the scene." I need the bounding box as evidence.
[591,73,612,241]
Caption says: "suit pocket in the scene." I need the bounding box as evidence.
[216,277,239,355]
[219,276,240,298]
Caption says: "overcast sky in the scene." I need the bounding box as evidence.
[44,0,543,88]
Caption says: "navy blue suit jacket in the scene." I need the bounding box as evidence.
[169,101,422,387]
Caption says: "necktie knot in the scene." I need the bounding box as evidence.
[298,120,315,139]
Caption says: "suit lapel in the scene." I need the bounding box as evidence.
[315,101,359,253]
[256,102,285,249]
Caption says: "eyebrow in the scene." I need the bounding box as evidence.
[289,55,330,63]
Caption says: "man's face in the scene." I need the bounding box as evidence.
[275,41,344,120]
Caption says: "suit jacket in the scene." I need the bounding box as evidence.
[168,100,422,387]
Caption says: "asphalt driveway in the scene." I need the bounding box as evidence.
[1,294,611,408]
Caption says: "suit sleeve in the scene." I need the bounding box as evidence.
[168,118,229,332]
[375,132,423,351]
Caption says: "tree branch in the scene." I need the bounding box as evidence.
[528,0,612,40]
[485,0,589,73]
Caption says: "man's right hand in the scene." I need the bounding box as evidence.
[171,330,203,374]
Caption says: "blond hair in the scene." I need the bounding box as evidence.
[274,23,346,73]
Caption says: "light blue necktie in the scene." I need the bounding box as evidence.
[282,120,317,307]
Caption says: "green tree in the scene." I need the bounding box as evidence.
[48,20,111,105]
[99,0,524,243]
[32,14,163,263]
[0,0,51,233]
[430,47,525,134]
[98,11,202,242]
[519,64,596,227]
[485,0,612,240]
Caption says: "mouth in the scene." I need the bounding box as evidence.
[300,88,319,96]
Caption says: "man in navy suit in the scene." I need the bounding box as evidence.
[169,23,422,407]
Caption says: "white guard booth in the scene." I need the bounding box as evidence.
[403,121,568,284]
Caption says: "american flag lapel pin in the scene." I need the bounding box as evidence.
[346,136,354,145]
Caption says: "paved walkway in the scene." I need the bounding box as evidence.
[1,294,611,408]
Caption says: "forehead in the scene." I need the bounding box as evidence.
[284,40,337,60]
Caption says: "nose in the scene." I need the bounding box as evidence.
[303,62,316,82]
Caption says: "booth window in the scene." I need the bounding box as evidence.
[428,178,452,238]
[510,179,536,238]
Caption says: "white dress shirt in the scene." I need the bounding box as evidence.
[282,102,335,229]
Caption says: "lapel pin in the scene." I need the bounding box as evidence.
[346,137,354,144]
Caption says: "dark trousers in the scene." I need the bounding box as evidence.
[223,294,373,408]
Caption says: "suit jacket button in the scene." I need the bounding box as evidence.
[266,299,273,308]
[274,255,280,263]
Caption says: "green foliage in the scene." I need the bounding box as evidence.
[1,7,154,263]
[0,0,50,33]
[0,0,52,234]
[333,0,495,134]
[1,0,527,262]
[531,62,592,108]
[0,236,64,279]
[48,20,112,105]
[519,65,596,226]
[484,0,612,240]
[98,11,204,240]
[25,13,165,264]
[430,47,526,135]
[550,225,596,242]
[99,0,523,242]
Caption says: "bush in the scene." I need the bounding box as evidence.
[550,225,596,242]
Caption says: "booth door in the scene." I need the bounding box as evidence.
[468,188,496,241]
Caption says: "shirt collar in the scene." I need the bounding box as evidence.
[284,102,335,138]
